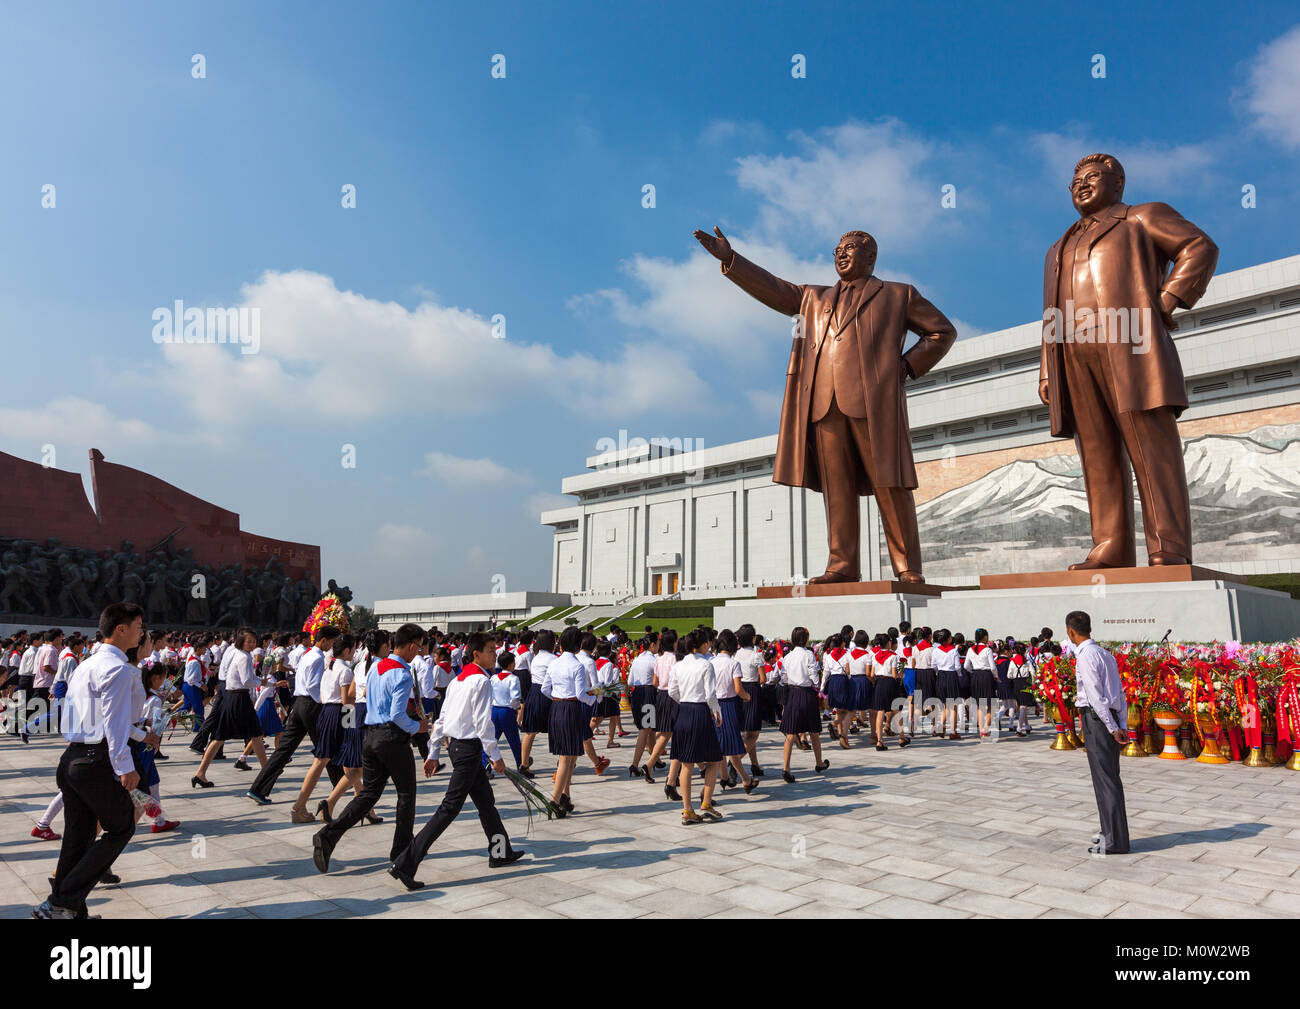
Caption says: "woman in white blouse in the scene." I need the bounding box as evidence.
[778,627,830,783]
[668,629,724,824]
[712,629,758,795]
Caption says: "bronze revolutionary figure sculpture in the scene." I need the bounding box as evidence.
[1040,154,1218,569]
[694,226,956,584]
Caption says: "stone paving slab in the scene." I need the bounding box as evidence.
[2,723,1299,918]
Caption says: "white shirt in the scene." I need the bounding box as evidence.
[781,646,818,688]
[294,646,326,701]
[217,645,237,684]
[872,648,899,678]
[734,647,763,684]
[18,645,37,679]
[60,644,139,776]
[320,657,354,704]
[225,649,259,692]
[413,654,438,699]
[287,643,306,670]
[819,648,848,690]
[932,644,962,672]
[490,669,522,709]
[430,664,502,763]
[593,656,619,688]
[847,647,872,677]
[432,659,455,690]
[913,641,933,669]
[627,650,656,687]
[668,653,721,717]
[964,642,998,674]
[532,650,557,693]
[56,648,78,685]
[183,655,204,687]
[541,651,596,707]
[513,645,532,674]
[1074,638,1126,733]
[712,652,739,699]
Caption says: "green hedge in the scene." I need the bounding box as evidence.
[1246,573,1300,600]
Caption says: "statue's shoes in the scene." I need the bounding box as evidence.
[1148,552,1190,566]
[1067,558,1120,571]
[897,571,925,584]
[809,571,859,584]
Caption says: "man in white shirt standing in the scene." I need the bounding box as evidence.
[34,603,154,919]
[1066,610,1130,855]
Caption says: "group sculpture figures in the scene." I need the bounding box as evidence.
[0,536,321,629]
[695,152,1218,584]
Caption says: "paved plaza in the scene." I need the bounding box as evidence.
[3,724,1300,919]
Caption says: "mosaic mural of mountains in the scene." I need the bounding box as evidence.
[915,422,1300,576]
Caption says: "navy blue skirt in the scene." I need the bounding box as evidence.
[673,702,723,764]
[336,705,364,767]
[873,676,899,710]
[849,674,872,709]
[780,685,820,735]
[914,668,937,701]
[315,702,346,761]
[653,690,679,734]
[630,684,656,729]
[130,740,160,789]
[548,698,585,756]
[211,688,261,741]
[740,684,762,732]
[936,669,960,701]
[969,670,996,701]
[716,696,745,756]
[521,682,551,734]
[825,673,852,709]
[597,695,620,718]
[257,696,283,736]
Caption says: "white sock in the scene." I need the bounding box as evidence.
[38,791,64,829]
[150,784,166,824]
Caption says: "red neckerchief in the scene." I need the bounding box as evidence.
[850,648,868,660]
[436,660,452,673]
[377,657,404,675]
[936,644,955,653]
[457,662,488,682]
[496,668,513,681]
[903,647,913,658]
[873,648,892,664]
[918,640,932,649]
[973,643,987,655]
[515,645,528,656]
[1011,655,1025,667]
[828,648,846,661]
[596,658,611,671]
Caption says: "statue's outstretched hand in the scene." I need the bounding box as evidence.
[693,226,733,264]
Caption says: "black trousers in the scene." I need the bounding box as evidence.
[1082,706,1130,853]
[51,742,136,911]
[320,723,417,861]
[392,738,511,877]
[249,696,322,798]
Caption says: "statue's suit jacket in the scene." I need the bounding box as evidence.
[1040,201,1219,439]
[722,253,956,493]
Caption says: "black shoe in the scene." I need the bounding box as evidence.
[899,736,911,748]
[316,800,332,824]
[98,871,121,886]
[518,767,535,779]
[849,725,860,734]
[188,745,205,755]
[782,770,795,784]
[641,764,656,784]
[560,793,574,812]
[233,759,251,772]
[312,833,332,874]
[488,849,527,869]
[875,743,888,751]
[628,765,639,778]
[191,775,214,789]
[388,864,425,890]
[154,753,169,761]
[654,760,666,770]
[815,760,830,773]
[750,763,764,778]
[744,779,759,794]
[664,784,681,802]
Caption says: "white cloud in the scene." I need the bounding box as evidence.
[736,119,948,250]
[527,489,574,520]
[151,269,708,429]
[0,396,212,454]
[569,237,827,354]
[374,522,439,561]
[1031,131,1216,195]
[419,450,517,487]
[1243,24,1300,149]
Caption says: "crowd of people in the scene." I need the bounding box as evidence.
[3,604,1076,917]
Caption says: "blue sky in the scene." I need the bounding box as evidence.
[2,1,1298,605]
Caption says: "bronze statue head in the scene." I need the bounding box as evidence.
[1070,153,1125,217]
[835,230,877,282]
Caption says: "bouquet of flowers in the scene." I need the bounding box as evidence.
[303,591,350,636]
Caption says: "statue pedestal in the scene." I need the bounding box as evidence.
[719,588,940,637]
[716,568,1298,643]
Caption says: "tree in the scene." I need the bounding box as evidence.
[350,604,378,632]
